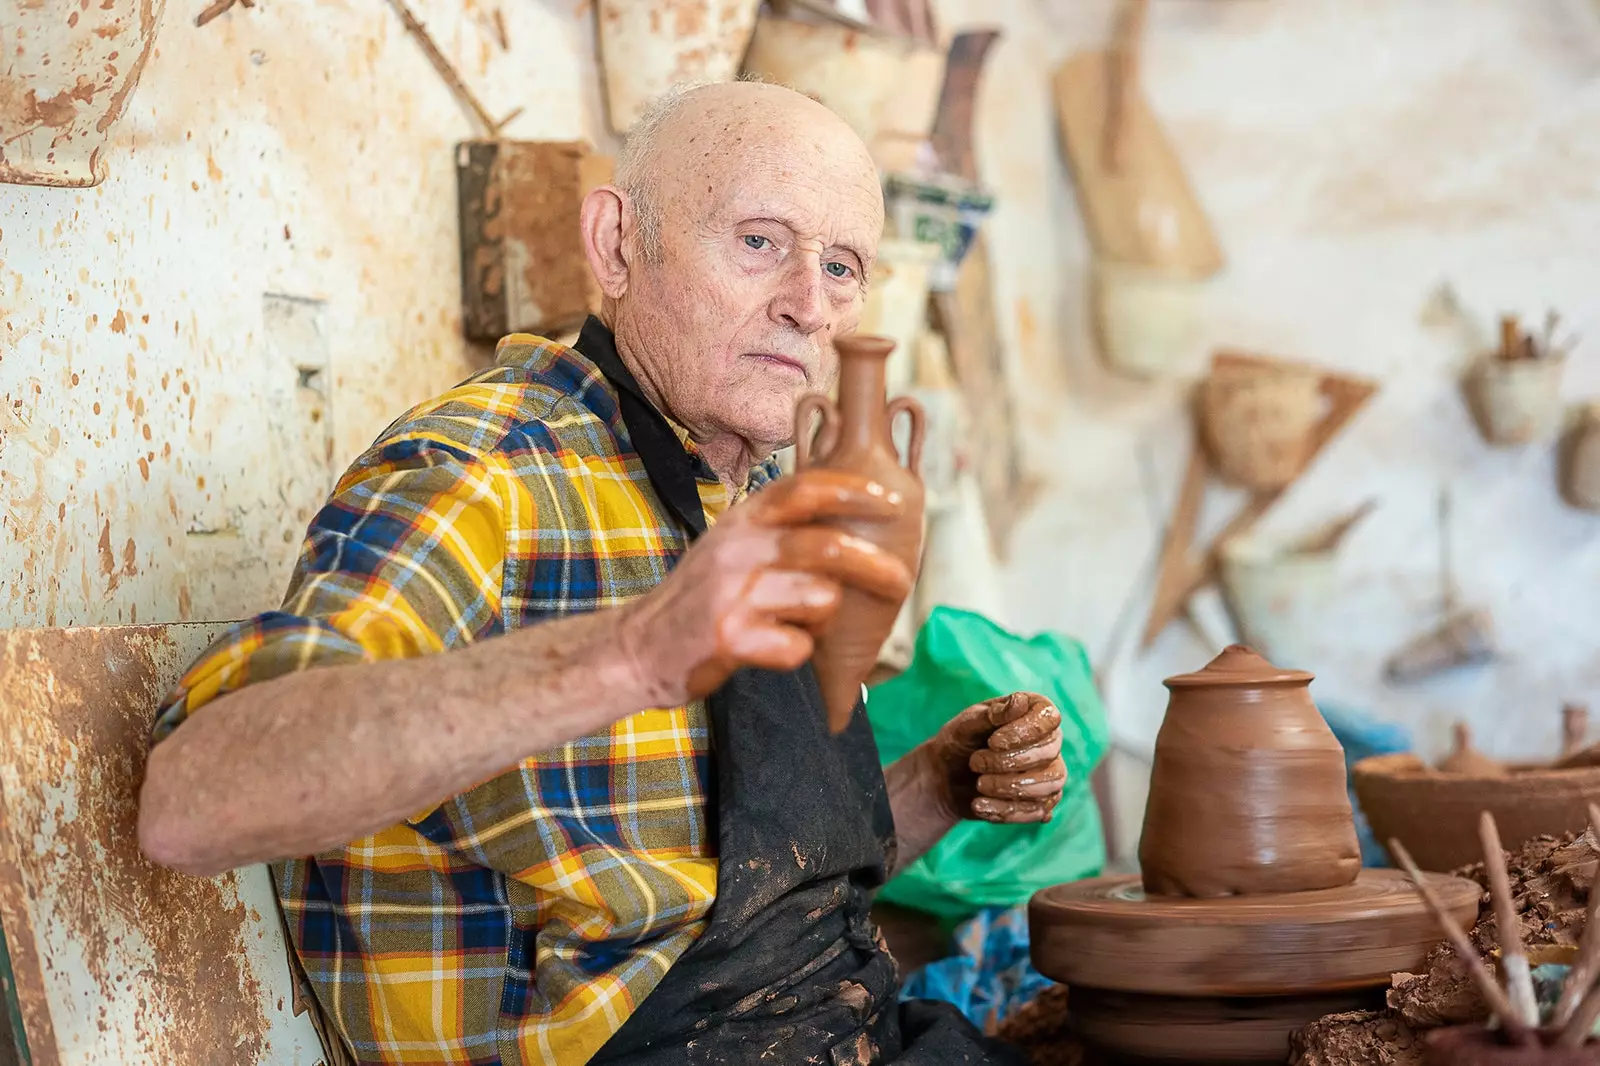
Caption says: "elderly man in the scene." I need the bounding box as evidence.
[139,82,1063,1065]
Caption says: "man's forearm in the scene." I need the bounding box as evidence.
[881,744,960,878]
[138,605,652,878]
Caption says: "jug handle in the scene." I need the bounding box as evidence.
[887,395,925,473]
[794,394,838,469]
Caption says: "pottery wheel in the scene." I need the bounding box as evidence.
[1030,868,1481,997]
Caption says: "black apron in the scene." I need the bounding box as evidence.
[574,319,1024,1066]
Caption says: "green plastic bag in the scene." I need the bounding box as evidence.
[866,607,1110,922]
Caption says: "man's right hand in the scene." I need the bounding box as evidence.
[620,470,914,705]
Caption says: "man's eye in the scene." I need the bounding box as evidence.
[824,261,854,279]
[742,235,770,250]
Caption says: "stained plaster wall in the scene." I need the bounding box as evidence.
[3,0,1600,871]
[2,0,612,630]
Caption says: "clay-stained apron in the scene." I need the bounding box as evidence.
[0,624,329,1065]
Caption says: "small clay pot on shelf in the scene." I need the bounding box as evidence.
[1467,355,1567,447]
[1561,404,1600,513]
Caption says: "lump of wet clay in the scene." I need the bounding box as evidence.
[1297,829,1600,1062]
[1387,946,1486,1028]
[1289,1010,1423,1066]
[992,985,1084,1066]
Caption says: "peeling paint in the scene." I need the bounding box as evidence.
[0,624,328,1063]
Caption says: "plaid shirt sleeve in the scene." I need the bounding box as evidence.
[148,355,721,1066]
[151,432,509,743]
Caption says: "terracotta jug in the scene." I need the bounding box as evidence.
[795,334,926,733]
[1138,645,1361,898]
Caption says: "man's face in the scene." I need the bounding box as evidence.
[612,149,884,456]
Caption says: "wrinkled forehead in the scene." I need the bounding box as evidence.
[676,131,884,260]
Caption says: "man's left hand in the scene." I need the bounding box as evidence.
[922,692,1068,824]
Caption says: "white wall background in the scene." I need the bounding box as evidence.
[5,0,1600,863]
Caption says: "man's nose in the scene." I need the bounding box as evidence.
[769,256,828,335]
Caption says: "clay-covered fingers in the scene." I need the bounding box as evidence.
[940,692,1030,749]
[773,526,912,603]
[975,758,1067,801]
[969,729,1062,775]
[971,796,1059,824]
[752,470,906,528]
[987,694,1061,753]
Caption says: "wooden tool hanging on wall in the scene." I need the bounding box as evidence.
[1051,0,1223,278]
[382,0,613,341]
[1141,351,1378,649]
[930,232,1035,560]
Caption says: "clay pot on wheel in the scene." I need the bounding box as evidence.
[795,335,926,733]
[1424,1026,1600,1065]
[1138,645,1361,897]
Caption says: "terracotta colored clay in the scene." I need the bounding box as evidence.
[1425,1026,1600,1065]
[1353,752,1600,872]
[1138,645,1361,897]
[1027,643,1483,1066]
[795,334,926,732]
[1439,721,1507,776]
[1029,869,1480,997]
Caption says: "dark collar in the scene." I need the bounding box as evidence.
[573,316,711,537]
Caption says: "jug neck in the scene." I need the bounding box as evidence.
[834,336,894,450]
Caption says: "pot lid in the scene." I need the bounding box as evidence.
[1163,644,1313,688]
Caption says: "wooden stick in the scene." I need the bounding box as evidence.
[384,0,498,137]
[1291,498,1378,555]
[1500,315,1521,361]
[1480,812,1539,1027]
[1389,838,1537,1046]
[1552,803,1600,1027]
[195,0,249,27]
[1139,436,1206,649]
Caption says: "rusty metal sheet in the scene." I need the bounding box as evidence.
[456,139,612,341]
[0,624,328,1065]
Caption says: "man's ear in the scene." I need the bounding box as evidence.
[581,185,630,300]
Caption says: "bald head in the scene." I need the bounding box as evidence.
[614,81,881,262]
[580,79,886,485]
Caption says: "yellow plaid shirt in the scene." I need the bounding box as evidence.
[151,329,779,1065]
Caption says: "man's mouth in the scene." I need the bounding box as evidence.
[748,353,809,380]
